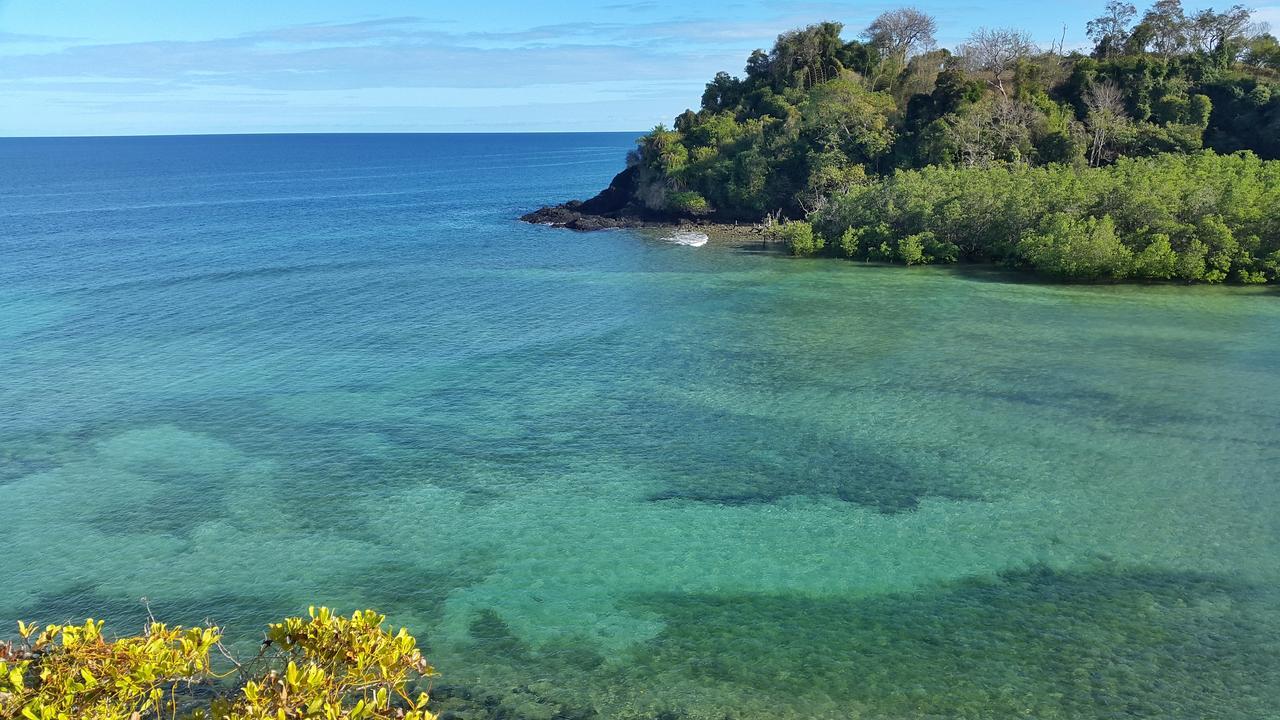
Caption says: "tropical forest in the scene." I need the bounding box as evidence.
[618,1,1280,281]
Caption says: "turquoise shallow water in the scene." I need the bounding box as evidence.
[2,134,1279,719]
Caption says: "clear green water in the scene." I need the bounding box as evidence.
[2,135,1279,719]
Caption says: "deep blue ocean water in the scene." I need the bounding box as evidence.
[2,134,1279,719]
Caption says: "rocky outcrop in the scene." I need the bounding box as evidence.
[520,164,769,242]
[520,165,664,230]
[577,165,639,216]
[519,204,646,230]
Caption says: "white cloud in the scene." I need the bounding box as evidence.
[1252,5,1280,31]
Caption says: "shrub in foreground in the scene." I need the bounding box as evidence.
[0,607,435,720]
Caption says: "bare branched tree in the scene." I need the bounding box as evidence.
[946,98,1039,168]
[863,7,938,60]
[959,27,1036,99]
[1084,81,1129,167]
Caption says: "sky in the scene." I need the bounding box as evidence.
[0,0,1277,136]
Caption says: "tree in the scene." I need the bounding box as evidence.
[668,191,713,216]
[945,97,1039,167]
[769,23,847,90]
[1244,34,1280,69]
[1138,0,1189,57]
[745,49,771,82]
[800,71,896,162]
[1175,238,1209,280]
[863,7,938,61]
[701,71,742,112]
[571,14,1280,255]
[1087,1,1138,58]
[1187,5,1252,55]
[1084,81,1130,166]
[897,233,930,264]
[960,27,1036,98]
[1134,234,1179,278]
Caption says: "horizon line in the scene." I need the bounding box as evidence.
[0,129,651,140]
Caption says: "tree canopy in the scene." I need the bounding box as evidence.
[617,1,1279,269]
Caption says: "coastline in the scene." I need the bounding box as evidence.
[519,206,1280,290]
[522,206,768,243]
[520,165,772,245]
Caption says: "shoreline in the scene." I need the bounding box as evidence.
[520,208,1280,291]
[520,203,769,243]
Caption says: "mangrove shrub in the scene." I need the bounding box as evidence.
[0,608,436,720]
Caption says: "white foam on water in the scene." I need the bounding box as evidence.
[665,230,708,247]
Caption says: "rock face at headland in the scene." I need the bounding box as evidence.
[520,165,662,230]
[520,163,768,243]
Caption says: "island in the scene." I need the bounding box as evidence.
[524,2,1280,283]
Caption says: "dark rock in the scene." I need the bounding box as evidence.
[520,164,661,231]
[520,164,769,241]
[519,204,650,231]
[578,165,638,216]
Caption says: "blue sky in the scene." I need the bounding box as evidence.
[1,0,1276,136]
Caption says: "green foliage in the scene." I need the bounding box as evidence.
[837,227,860,257]
[1019,214,1134,279]
[1245,34,1280,69]
[1175,238,1210,280]
[617,5,1278,228]
[814,151,1280,282]
[769,220,824,256]
[1,619,218,720]
[1133,233,1179,278]
[897,233,930,265]
[606,6,1279,283]
[667,191,712,216]
[1,609,436,720]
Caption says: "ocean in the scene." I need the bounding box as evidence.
[2,133,1278,719]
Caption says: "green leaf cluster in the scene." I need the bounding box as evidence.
[0,608,436,720]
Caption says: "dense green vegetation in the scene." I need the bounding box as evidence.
[813,151,1280,281]
[624,1,1280,281]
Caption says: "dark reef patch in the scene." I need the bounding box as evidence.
[632,402,983,513]
[642,433,979,513]
[467,608,534,662]
[622,564,1280,719]
[0,425,106,485]
[427,682,602,720]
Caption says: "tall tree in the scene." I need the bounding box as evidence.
[769,23,847,90]
[863,7,938,61]
[1087,1,1138,58]
[1139,0,1189,57]
[1187,5,1253,55]
[1244,33,1280,69]
[745,49,771,83]
[960,27,1036,99]
[1084,81,1129,166]
[701,71,742,112]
